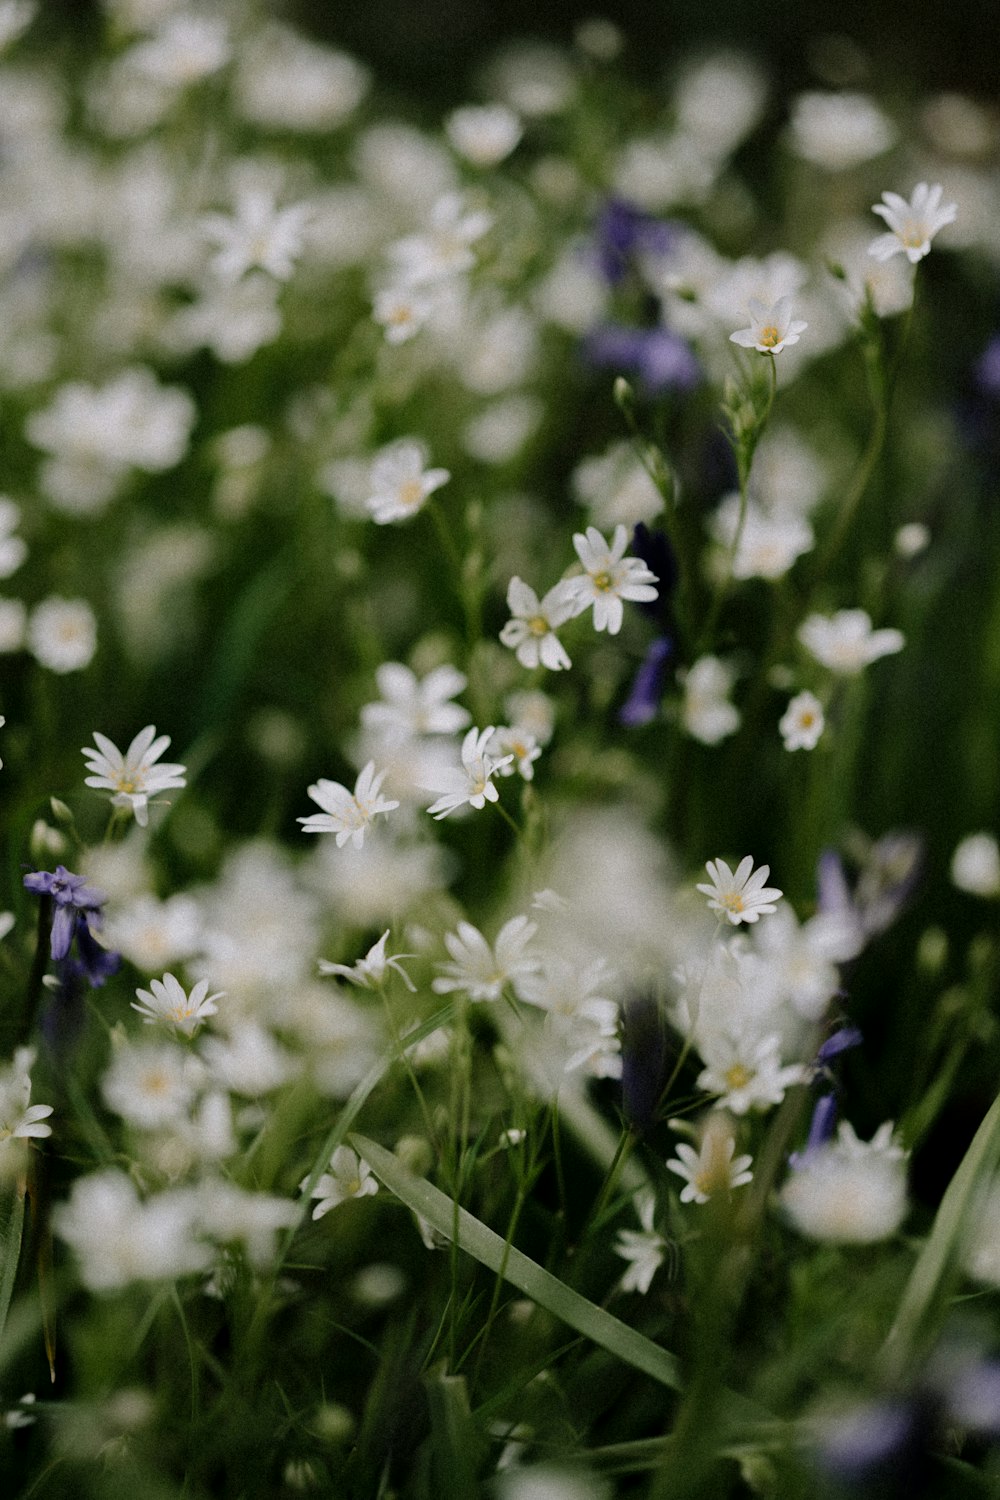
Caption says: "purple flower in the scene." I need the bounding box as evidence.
[620,637,672,727]
[816,1025,863,1066]
[813,1398,917,1483]
[583,323,700,396]
[593,199,677,285]
[975,335,1000,398]
[23,866,107,961]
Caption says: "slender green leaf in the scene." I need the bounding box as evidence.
[351,1134,772,1433]
[0,1180,25,1355]
[423,1363,482,1494]
[883,1089,1000,1381]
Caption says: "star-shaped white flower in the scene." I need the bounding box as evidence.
[302,1145,378,1220]
[563,525,658,636]
[798,609,904,675]
[131,973,224,1038]
[424,726,513,819]
[431,914,538,1002]
[499,576,576,670]
[869,182,957,264]
[202,188,313,282]
[365,439,450,524]
[614,1190,668,1294]
[318,930,416,991]
[666,1120,753,1205]
[298,761,399,848]
[779,690,825,751]
[696,856,783,925]
[730,296,808,354]
[82,726,187,828]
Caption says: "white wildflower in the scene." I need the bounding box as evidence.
[870,182,958,264]
[798,609,904,674]
[730,296,808,354]
[499,576,576,670]
[697,856,783,925]
[365,439,450,524]
[951,834,1000,898]
[201,188,313,282]
[303,1145,378,1220]
[298,761,399,848]
[132,973,223,1037]
[82,725,187,828]
[563,525,658,635]
[425,725,513,818]
[432,915,538,1002]
[614,1191,668,1295]
[319,931,416,992]
[666,1117,754,1205]
[779,691,825,751]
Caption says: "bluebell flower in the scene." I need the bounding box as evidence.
[619,637,672,727]
[593,198,676,285]
[583,323,700,397]
[23,865,119,985]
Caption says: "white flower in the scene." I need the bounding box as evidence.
[798,609,904,674]
[780,1121,909,1244]
[730,296,808,354]
[0,1048,52,1156]
[365,439,450,524]
[499,576,576,670]
[681,655,740,745]
[27,598,97,674]
[201,188,313,282]
[131,973,223,1037]
[696,1033,807,1115]
[614,1191,668,1294]
[951,834,1000,898]
[235,24,369,132]
[869,183,958,264]
[55,1170,210,1290]
[101,1043,200,1130]
[488,726,542,781]
[303,1144,378,1220]
[82,725,187,828]
[666,1117,754,1205]
[432,915,538,1002]
[0,1,35,54]
[445,104,522,166]
[425,725,513,818]
[360,662,470,741]
[788,92,896,171]
[711,494,814,581]
[779,691,825,751]
[372,286,432,344]
[298,761,399,848]
[163,274,282,364]
[0,498,27,579]
[319,930,416,991]
[563,524,658,635]
[697,856,783,925]
[107,892,203,972]
[125,15,230,87]
[389,192,494,288]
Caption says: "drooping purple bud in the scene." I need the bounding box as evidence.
[619,637,672,727]
[813,1398,917,1484]
[593,199,677,285]
[583,324,700,397]
[789,1094,840,1170]
[621,994,668,1132]
[816,1026,863,1066]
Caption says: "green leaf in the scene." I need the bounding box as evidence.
[882,1089,1000,1381]
[423,1363,483,1494]
[351,1134,772,1435]
[0,1179,25,1355]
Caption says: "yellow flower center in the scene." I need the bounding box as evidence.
[143,1069,171,1096]
[720,891,745,914]
[724,1064,752,1092]
[527,614,549,636]
[901,222,924,248]
[398,478,425,509]
[592,569,613,592]
[757,325,780,348]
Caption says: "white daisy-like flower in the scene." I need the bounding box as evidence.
[82,726,187,828]
[488,725,542,781]
[101,1043,200,1130]
[563,524,658,635]
[696,1033,807,1115]
[424,725,513,818]
[798,609,904,675]
[303,1144,378,1220]
[780,1121,908,1244]
[388,192,494,288]
[697,855,783,925]
[779,690,825,751]
[201,188,313,282]
[0,498,27,579]
[666,1118,754,1205]
[869,182,958,264]
[614,1190,668,1295]
[445,104,522,166]
[0,1048,52,1151]
[499,576,576,670]
[360,662,471,741]
[131,973,224,1037]
[951,833,1000,898]
[298,761,399,848]
[318,930,416,991]
[729,296,808,354]
[365,438,450,524]
[681,655,741,746]
[432,914,539,1002]
[27,598,97,674]
[372,285,432,344]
